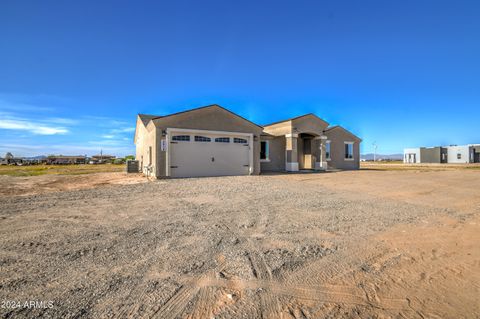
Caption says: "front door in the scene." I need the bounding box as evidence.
[303,138,313,169]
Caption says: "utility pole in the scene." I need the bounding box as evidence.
[372,142,377,162]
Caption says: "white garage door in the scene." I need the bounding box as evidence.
[168,130,252,177]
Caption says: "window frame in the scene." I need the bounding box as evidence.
[214,137,230,143]
[260,140,270,162]
[344,141,354,160]
[172,135,190,142]
[457,153,462,160]
[233,137,248,144]
[194,135,211,142]
[325,140,331,161]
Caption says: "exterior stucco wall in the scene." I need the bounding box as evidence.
[447,145,470,164]
[262,121,292,136]
[403,148,421,163]
[291,116,328,136]
[420,147,442,163]
[135,121,157,177]
[152,106,263,178]
[260,136,286,172]
[325,128,360,170]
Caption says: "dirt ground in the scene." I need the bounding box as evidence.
[0,167,479,318]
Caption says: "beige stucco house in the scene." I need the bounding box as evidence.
[134,104,361,178]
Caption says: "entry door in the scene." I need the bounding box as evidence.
[169,131,251,177]
[303,139,313,169]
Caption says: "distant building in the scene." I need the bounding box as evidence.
[46,155,86,165]
[0,153,24,165]
[91,154,116,164]
[404,145,480,164]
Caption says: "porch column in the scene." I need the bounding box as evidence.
[314,135,328,170]
[285,133,299,171]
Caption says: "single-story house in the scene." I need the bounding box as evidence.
[46,155,86,165]
[134,104,361,178]
[90,154,116,164]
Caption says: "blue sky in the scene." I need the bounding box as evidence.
[1,0,479,156]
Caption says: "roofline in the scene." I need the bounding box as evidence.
[152,104,263,129]
[263,113,329,127]
[324,125,362,141]
[324,125,340,132]
[138,113,158,118]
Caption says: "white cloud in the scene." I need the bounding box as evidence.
[111,127,135,133]
[0,119,68,135]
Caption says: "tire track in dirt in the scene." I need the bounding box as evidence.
[152,284,199,319]
[212,220,286,318]
[194,276,408,310]
[189,286,217,319]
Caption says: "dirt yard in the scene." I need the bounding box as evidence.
[0,166,479,318]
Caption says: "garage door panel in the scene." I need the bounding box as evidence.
[169,131,251,178]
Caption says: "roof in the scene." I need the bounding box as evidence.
[138,114,157,126]
[323,125,340,132]
[92,154,115,158]
[263,113,328,127]
[47,155,86,159]
[151,104,263,129]
[324,125,362,141]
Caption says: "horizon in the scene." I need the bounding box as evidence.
[1,0,479,157]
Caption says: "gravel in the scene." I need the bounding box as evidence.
[0,174,448,318]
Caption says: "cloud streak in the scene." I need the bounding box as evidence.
[0,119,69,135]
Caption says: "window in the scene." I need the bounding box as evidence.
[194,135,211,142]
[148,146,152,165]
[260,141,269,161]
[215,137,230,143]
[172,135,190,141]
[344,142,354,160]
[234,137,247,144]
[325,141,331,160]
[457,153,462,159]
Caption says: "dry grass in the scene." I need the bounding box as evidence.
[0,164,125,177]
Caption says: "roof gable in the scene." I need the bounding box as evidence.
[152,104,263,129]
[325,125,362,141]
[263,113,329,128]
[291,114,329,128]
[152,104,263,133]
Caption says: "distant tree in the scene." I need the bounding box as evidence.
[5,152,13,159]
[124,155,135,161]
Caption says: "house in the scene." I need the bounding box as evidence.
[90,154,116,164]
[0,153,24,165]
[46,155,86,165]
[404,144,480,164]
[134,104,361,178]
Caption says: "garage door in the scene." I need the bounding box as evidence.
[168,130,252,177]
